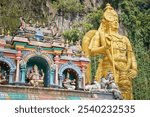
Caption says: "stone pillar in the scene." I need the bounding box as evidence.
[9,69,14,84]
[50,69,55,85]
[54,54,60,85]
[15,50,22,82]
[55,64,58,85]
[81,67,86,90]
[59,76,63,87]
[78,78,82,89]
[20,68,26,83]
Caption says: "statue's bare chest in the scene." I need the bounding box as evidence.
[112,36,127,52]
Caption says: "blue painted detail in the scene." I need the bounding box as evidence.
[7,93,28,100]
[67,96,81,100]
[35,28,44,41]
[58,61,82,80]
[20,69,26,83]
[50,69,55,85]
[0,92,7,100]
[20,63,26,83]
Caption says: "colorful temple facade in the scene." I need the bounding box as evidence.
[0,19,89,90]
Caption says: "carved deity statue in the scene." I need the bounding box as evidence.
[82,4,137,99]
[27,65,44,87]
[62,70,76,90]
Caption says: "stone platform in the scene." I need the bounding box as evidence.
[0,85,114,100]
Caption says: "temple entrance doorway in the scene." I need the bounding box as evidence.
[26,56,50,87]
[63,68,79,89]
[0,61,10,84]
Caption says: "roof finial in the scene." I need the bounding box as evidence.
[7,30,10,36]
[2,29,4,36]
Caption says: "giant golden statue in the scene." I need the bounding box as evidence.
[82,3,137,99]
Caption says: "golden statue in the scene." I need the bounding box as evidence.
[82,3,137,99]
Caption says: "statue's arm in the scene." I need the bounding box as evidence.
[129,51,138,79]
[90,31,107,56]
[125,37,137,79]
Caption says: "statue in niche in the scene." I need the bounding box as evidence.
[82,4,137,99]
[0,66,7,84]
[27,65,44,87]
[62,70,76,90]
[19,17,26,31]
[62,78,76,90]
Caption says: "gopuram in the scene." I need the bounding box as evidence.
[0,4,137,100]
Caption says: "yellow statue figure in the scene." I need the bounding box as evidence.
[82,3,137,99]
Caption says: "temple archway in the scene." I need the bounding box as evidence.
[26,56,50,87]
[63,68,79,89]
[58,62,83,89]
[0,57,16,84]
[0,61,10,84]
[21,52,54,87]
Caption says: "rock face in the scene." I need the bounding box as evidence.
[53,0,104,33]
[48,0,125,36]
[0,0,126,36]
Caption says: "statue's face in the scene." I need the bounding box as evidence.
[102,18,119,32]
[111,18,119,30]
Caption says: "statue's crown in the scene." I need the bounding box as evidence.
[104,3,118,22]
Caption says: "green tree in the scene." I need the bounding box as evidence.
[120,0,150,99]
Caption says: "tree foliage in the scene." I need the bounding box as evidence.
[119,0,150,99]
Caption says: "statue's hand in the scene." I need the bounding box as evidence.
[127,69,137,80]
[105,34,112,49]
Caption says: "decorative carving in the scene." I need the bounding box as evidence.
[34,28,44,41]
[27,65,44,87]
[0,56,16,73]
[19,17,26,31]
[84,71,122,99]
[62,78,76,90]
[0,56,16,84]
[58,61,82,80]
[85,80,101,92]
[21,51,54,67]
[100,71,122,100]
